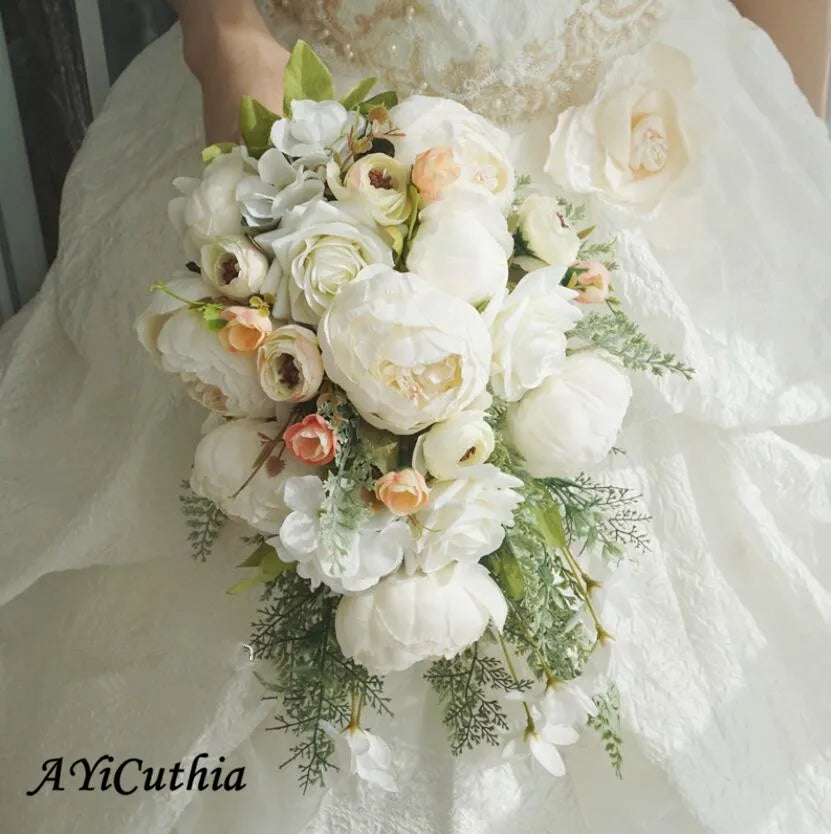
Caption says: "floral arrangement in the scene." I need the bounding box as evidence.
[138,41,693,793]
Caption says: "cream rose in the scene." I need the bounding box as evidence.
[319,265,491,435]
[412,409,495,480]
[335,562,508,675]
[391,95,515,212]
[517,195,581,266]
[258,200,393,325]
[506,353,632,478]
[490,267,583,402]
[406,189,512,306]
[200,236,270,300]
[257,324,324,403]
[545,44,697,212]
[168,148,253,261]
[327,153,412,226]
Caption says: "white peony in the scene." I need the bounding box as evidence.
[168,148,252,261]
[200,236,270,300]
[490,267,582,402]
[236,147,324,227]
[413,465,523,572]
[272,475,413,594]
[506,353,632,477]
[516,195,581,267]
[319,265,491,435]
[136,274,219,366]
[271,99,353,158]
[412,409,495,480]
[406,190,512,306]
[321,724,397,793]
[327,153,412,226]
[258,200,393,325]
[157,308,274,417]
[335,561,508,675]
[545,44,697,212]
[391,95,515,212]
[190,417,311,534]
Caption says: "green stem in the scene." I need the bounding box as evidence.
[495,629,534,729]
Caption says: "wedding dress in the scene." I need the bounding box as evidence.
[1,0,830,831]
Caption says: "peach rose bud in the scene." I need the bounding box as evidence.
[374,469,430,516]
[568,260,611,304]
[283,414,337,466]
[411,146,461,204]
[217,305,273,353]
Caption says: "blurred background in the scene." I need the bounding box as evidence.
[0,0,175,323]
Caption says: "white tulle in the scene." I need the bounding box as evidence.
[1,0,831,831]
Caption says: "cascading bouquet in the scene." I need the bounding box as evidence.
[137,41,692,792]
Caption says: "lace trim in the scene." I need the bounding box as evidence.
[260,0,666,123]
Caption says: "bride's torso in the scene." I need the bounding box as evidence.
[258,0,667,123]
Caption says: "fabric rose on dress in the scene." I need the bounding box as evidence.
[489,267,582,402]
[411,146,460,204]
[335,561,508,675]
[257,324,324,403]
[507,353,632,478]
[412,465,523,572]
[217,306,272,353]
[190,417,310,534]
[270,99,354,158]
[272,475,413,594]
[545,44,697,212]
[168,147,253,261]
[283,414,336,466]
[412,409,495,480]
[327,153,412,226]
[374,469,430,516]
[157,308,274,417]
[136,274,219,366]
[391,96,514,212]
[406,189,512,306]
[258,200,393,325]
[516,194,581,267]
[321,724,397,793]
[236,147,325,227]
[567,260,611,304]
[200,236,270,300]
[319,265,491,435]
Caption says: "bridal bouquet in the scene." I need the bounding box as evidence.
[138,41,692,792]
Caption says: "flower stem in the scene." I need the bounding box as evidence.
[494,629,534,729]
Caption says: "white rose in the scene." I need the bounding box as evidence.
[236,148,325,227]
[413,465,523,572]
[517,195,581,266]
[406,190,512,306]
[271,475,413,594]
[391,95,515,212]
[335,561,508,675]
[319,265,491,435]
[327,153,413,226]
[199,236,270,300]
[506,353,632,478]
[190,417,311,534]
[168,148,252,261]
[545,44,697,212]
[270,99,352,158]
[413,410,495,480]
[257,324,324,403]
[157,308,274,417]
[490,267,583,402]
[136,274,219,366]
[258,200,393,325]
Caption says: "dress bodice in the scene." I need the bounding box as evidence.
[259,0,666,123]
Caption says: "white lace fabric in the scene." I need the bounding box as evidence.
[1,0,831,832]
[259,0,666,122]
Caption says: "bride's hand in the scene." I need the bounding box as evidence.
[175,0,289,143]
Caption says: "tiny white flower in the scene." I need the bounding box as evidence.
[503,713,579,778]
[538,678,600,727]
[321,723,398,793]
[271,99,354,158]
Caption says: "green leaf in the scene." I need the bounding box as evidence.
[482,546,525,601]
[383,224,405,258]
[357,91,398,115]
[261,547,293,579]
[228,543,293,594]
[283,40,335,115]
[532,501,567,550]
[339,76,377,111]
[201,142,236,165]
[239,96,280,158]
[237,541,272,568]
[356,422,400,473]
